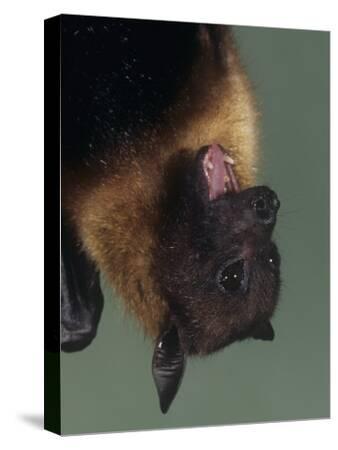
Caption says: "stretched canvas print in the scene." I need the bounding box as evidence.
[44,14,330,435]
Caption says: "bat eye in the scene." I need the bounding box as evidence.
[218,260,245,293]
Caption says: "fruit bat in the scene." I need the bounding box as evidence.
[59,15,281,413]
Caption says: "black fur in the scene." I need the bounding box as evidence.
[61,15,212,165]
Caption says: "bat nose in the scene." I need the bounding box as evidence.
[250,187,280,225]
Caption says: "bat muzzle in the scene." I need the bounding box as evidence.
[250,187,280,226]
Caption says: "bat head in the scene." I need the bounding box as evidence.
[152,144,281,412]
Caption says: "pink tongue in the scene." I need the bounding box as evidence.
[208,144,226,200]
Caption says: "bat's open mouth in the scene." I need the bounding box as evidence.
[202,144,240,200]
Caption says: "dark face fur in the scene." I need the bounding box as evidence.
[155,144,281,356]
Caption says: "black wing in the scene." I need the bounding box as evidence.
[61,217,104,352]
[152,325,186,413]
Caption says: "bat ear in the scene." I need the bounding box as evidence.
[252,320,275,341]
[152,324,186,414]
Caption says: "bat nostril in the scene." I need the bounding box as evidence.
[254,198,266,211]
[254,203,272,223]
[272,196,280,211]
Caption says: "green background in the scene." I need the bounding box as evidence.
[60,25,330,434]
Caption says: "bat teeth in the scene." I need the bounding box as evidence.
[224,154,235,165]
[224,175,230,183]
[206,161,214,170]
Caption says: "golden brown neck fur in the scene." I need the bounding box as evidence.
[62,29,259,339]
